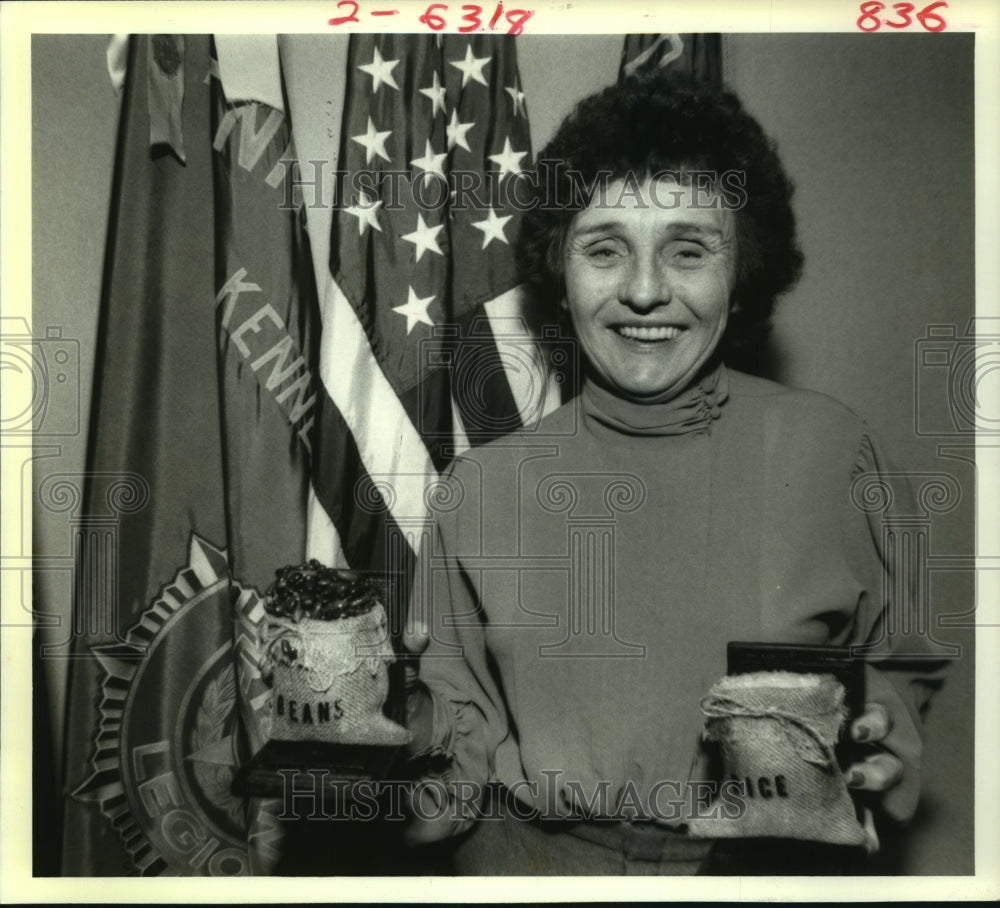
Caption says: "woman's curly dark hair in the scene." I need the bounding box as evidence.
[516,72,803,365]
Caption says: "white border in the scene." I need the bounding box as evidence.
[2,0,998,902]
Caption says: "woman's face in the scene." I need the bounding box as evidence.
[562,176,737,404]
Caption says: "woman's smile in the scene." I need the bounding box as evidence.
[613,324,685,342]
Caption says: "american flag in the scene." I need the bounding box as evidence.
[307,33,557,582]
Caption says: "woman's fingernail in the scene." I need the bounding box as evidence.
[847,770,865,788]
[854,723,870,742]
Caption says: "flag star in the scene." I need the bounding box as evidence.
[450,45,491,88]
[401,214,445,261]
[393,286,436,334]
[505,81,527,117]
[471,208,512,249]
[343,191,383,235]
[418,71,448,117]
[488,137,528,179]
[351,116,392,164]
[446,109,475,152]
[410,139,447,183]
[357,46,400,93]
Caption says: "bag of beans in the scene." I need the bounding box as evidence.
[260,562,411,747]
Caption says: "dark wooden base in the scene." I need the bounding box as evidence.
[233,739,400,799]
[230,739,457,875]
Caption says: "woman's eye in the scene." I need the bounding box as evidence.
[674,244,705,265]
[586,243,623,268]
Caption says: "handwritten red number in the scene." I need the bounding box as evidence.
[859,0,947,31]
[460,4,483,31]
[857,1,884,30]
[916,0,948,31]
[420,2,448,29]
[885,2,914,27]
[488,1,504,29]
[505,7,533,35]
[329,0,360,25]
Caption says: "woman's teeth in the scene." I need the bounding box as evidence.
[616,325,681,341]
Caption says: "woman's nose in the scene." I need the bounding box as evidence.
[619,256,670,311]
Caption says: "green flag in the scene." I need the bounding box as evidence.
[62,34,315,876]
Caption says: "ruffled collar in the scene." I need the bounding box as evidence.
[581,361,729,437]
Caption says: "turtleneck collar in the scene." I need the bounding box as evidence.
[581,360,729,437]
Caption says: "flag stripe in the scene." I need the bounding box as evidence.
[317,277,437,528]
[307,369,407,569]
[451,305,524,447]
[397,366,455,470]
[482,286,564,427]
[305,487,343,565]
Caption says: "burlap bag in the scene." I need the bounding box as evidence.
[687,671,866,846]
[261,602,411,746]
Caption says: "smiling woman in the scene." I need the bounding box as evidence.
[397,71,950,875]
[520,74,804,376]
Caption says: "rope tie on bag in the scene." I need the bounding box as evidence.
[700,693,843,772]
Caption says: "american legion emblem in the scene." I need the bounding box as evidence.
[72,535,280,875]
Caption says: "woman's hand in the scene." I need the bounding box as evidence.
[402,622,434,756]
[401,623,456,845]
[847,702,903,791]
[845,701,903,852]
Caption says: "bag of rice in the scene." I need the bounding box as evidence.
[688,671,866,846]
